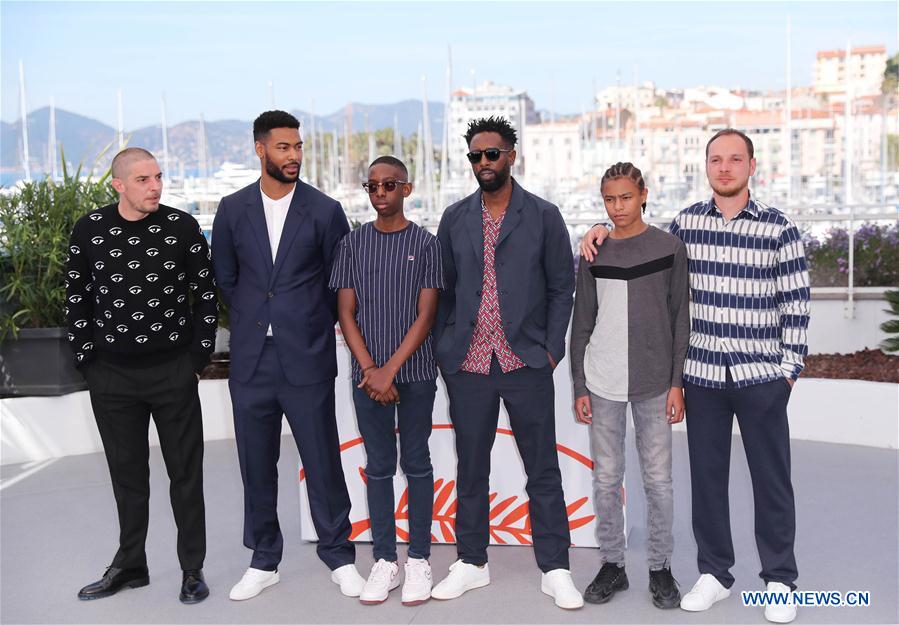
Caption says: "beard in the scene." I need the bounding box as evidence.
[476,161,511,192]
[709,179,748,198]
[265,158,300,184]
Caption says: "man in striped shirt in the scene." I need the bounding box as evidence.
[330,156,444,607]
[581,129,810,624]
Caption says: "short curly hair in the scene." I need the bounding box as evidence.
[253,110,300,142]
[464,116,517,149]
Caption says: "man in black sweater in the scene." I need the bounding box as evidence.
[65,147,217,604]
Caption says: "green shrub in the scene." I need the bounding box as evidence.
[0,158,117,334]
[803,223,899,288]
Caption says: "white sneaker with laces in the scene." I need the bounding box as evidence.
[764,581,797,623]
[330,563,366,597]
[229,567,280,601]
[359,559,400,605]
[680,573,731,611]
[540,569,584,609]
[431,560,490,600]
[402,558,432,606]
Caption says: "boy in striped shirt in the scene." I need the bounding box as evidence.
[329,156,444,607]
[580,129,810,624]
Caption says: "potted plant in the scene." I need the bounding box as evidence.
[0,156,117,396]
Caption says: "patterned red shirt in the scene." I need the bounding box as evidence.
[459,200,526,375]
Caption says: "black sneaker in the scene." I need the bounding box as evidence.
[583,563,629,604]
[649,567,681,609]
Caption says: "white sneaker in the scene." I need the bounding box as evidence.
[331,563,366,597]
[680,573,731,611]
[541,569,584,610]
[764,582,797,623]
[431,560,490,600]
[359,559,400,605]
[402,558,432,606]
[229,567,280,601]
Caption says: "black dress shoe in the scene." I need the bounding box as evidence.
[179,569,209,604]
[583,562,629,604]
[78,566,150,600]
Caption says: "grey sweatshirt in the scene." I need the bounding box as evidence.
[570,225,690,401]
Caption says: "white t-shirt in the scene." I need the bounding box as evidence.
[260,183,296,336]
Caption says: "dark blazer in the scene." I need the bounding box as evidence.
[434,179,575,375]
[211,179,350,385]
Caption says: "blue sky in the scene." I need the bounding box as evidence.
[2,1,895,128]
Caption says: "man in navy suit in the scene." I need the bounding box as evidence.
[430,116,582,609]
[212,110,364,601]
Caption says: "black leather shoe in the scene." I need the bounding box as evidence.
[78,566,150,600]
[583,562,629,604]
[649,567,681,609]
[179,569,209,604]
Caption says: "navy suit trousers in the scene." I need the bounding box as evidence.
[229,338,354,571]
[684,369,798,589]
[442,357,570,572]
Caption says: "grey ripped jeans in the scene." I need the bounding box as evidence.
[589,390,674,569]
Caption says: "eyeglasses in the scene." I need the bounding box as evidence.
[362,180,408,193]
[466,148,512,164]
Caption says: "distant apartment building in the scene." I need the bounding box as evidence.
[446,80,538,180]
[595,82,658,113]
[521,120,585,195]
[814,45,888,101]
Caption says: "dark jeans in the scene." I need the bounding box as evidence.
[85,352,205,571]
[442,357,570,573]
[353,380,436,562]
[685,369,798,589]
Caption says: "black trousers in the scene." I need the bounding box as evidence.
[442,357,570,572]
[684,370,798,589]
[86,352,206,570]
[229,339,354,571]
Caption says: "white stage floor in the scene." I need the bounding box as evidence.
[2,433,897,625]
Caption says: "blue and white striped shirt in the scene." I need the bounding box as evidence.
[668,197,811,388]
[329,221,444,384]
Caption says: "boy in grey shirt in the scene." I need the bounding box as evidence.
[570,162,689,609]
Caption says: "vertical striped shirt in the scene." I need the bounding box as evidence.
[668,197,811,389]
[329,221,444,383]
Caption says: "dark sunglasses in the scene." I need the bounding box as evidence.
[466,148,512,164]
[362,180,408,194]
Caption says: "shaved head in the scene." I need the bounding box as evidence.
[111,147,157,179]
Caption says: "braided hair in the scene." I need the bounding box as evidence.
[600,162,647,213]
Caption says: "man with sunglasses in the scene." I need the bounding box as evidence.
[212,110,364,601]
[431,116,582,609]
[330,156,443,605]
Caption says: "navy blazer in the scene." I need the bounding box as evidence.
[434,179,575,374]
[211,179,350,385]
